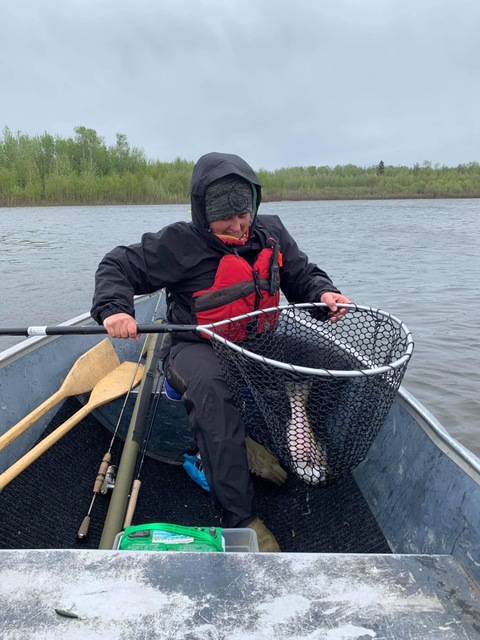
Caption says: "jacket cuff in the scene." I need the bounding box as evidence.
[98,305,135,324]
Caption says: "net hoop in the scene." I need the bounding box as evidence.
[201,303,414,378]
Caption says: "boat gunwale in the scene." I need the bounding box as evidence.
[0,311,92,365]
[0,293,156,366]
[397,386,480,480]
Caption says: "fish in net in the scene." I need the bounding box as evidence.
[203,303,413,486]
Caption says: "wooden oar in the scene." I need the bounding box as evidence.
[0,361,144,491]
[0,339,120,452]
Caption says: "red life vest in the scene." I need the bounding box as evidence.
[192,239,282,341]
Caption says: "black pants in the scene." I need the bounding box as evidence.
[166,340,256,528]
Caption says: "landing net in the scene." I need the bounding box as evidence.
[203,303,414,486]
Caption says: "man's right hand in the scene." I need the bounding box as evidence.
[103,313,140,341]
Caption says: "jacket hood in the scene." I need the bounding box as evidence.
[190,152,262,242]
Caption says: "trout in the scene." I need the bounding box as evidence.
[285,381,329,486]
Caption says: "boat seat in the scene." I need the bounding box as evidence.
[3,550,479,638]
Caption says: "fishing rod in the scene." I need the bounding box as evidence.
[123,366,165,528]
[98,330,167,549]
[76,301,165,542]
[76,347,147,541]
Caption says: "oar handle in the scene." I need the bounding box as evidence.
[0,324,199,336]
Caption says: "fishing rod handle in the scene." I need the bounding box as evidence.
[123,479,141,529]
[93,452,112,494]
[77,515,91,541]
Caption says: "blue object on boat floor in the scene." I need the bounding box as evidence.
[183,452,210,492]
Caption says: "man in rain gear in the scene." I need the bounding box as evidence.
[92,152,350,551]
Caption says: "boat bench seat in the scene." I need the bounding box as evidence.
[1,549,478,638]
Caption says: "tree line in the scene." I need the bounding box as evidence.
[0,126,479,207]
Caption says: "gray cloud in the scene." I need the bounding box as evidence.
[1,0,479,170]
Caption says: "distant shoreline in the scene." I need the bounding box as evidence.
[1,126,479,207]
[1,193,479,209]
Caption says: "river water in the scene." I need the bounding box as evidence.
[1,200,479,454]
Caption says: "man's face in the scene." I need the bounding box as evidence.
[208,212,252,241]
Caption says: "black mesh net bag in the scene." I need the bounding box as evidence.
[202,303,414,486]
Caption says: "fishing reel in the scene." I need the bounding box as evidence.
[100,464,117,494]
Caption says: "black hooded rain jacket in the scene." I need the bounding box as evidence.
[91,152,340,333]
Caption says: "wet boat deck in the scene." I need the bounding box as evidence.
[0,549,479,639]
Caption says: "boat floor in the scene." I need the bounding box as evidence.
[0,397,390,553]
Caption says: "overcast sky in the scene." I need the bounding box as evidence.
[1,0,479,171]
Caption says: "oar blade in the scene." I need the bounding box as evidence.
[0,361,145,490]
[58,338,120,396]
[89,361,145,409]
[0,338,121,453]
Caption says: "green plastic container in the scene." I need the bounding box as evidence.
[117,523,225,552]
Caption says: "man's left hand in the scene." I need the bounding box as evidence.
[320,292,352,322]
